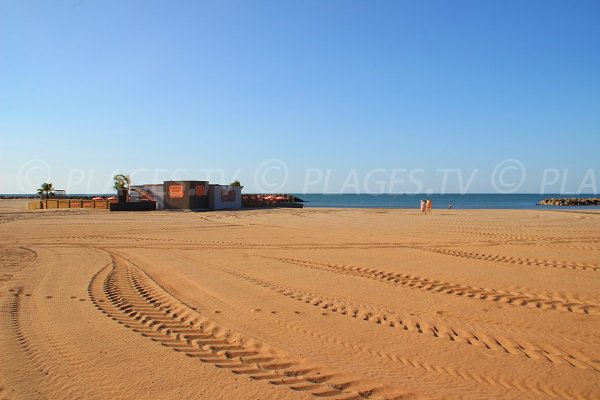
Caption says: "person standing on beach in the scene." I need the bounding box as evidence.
[426,200,432,214]
[420,200,426,214]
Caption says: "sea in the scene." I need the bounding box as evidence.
[291,194,600,210]
[4,193,599,210]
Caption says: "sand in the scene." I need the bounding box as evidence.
[0,199,599,399]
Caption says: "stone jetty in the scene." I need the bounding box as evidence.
[537,197,600,206]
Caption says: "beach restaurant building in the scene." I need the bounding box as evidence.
[131,180,241,211]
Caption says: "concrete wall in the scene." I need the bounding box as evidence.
[208,185,242,211]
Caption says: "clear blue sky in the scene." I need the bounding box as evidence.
[1,0,599,194]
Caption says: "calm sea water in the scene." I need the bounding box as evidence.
[6,193,599,210]
[291,194,600,210]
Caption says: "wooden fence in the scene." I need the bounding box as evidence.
[27,199,116,210]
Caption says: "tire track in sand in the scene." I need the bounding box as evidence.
[89,254,408,400]
[419,247,599,272]
[430,221,600,235]
[268,314,581,399]
[20,233,600,256]
[0,247,37,287]
[222,268,599,372]
[435,229,600,251]
[49,235,410,250]
[0,214,26,226]
[263,256,600,316]
[211,268,588,398]
[506,241,600,252]
[6,287,83,399]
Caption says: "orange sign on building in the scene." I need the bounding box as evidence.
[168,184,184,199]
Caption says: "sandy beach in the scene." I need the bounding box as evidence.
[0,199,599,399]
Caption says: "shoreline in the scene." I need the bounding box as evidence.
[4,193,600,211]
[2,198,600,214]
[0,199,600,218]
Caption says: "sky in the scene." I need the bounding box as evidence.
[1,0,599,194]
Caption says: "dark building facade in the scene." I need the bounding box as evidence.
[163,180,209,210]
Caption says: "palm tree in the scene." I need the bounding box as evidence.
[37,182,54,199]
[113,174,130,191]
[113,174,131,203]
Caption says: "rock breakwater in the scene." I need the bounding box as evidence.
[537,197,600,206]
